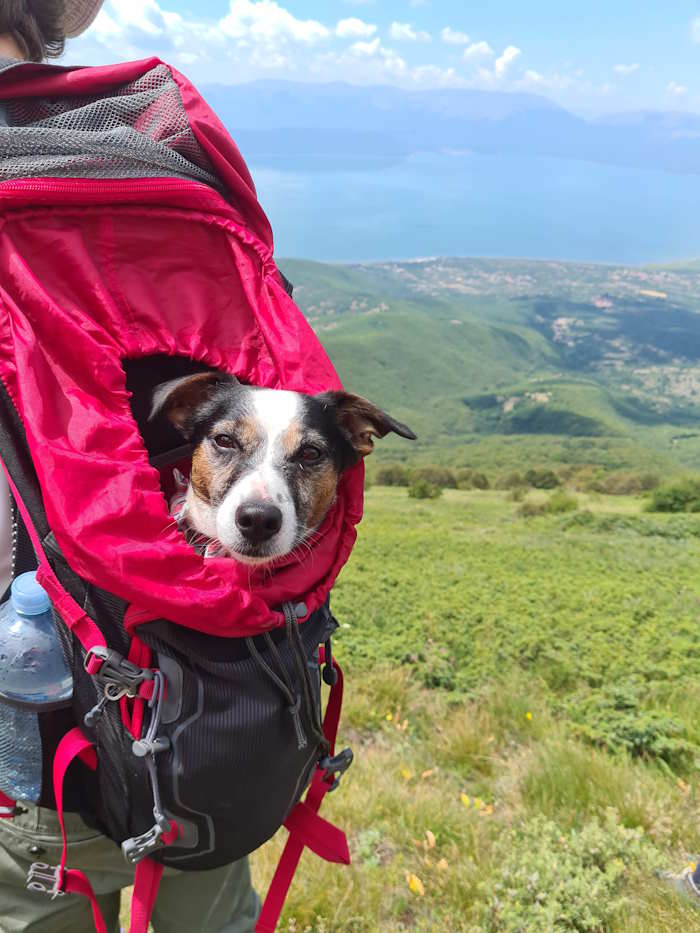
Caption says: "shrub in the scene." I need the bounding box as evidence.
[547,490,579,514]
[590,471,660,496]
[479,810,663,931]
[566,682,696,769]
[407,478,443,500]
[374,463,410,486]
[455,468,490,490]
[411,465,456,488]
[499,470,525,490]
[524,468,560,489]
[647,477,700,513]
[518,491,578,517]
[518,499,548,518]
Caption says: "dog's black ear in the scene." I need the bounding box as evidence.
[150,372,238,438]
[320,392,416,458]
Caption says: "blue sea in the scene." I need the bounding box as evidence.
[249,151,700,265]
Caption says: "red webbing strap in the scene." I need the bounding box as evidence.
[52,728,107,933]
[129,857,164,933]
[256,653,348,933]
[0,461,106,655]
[0,788,16,818]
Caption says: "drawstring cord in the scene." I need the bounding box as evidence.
[246,605,328,755]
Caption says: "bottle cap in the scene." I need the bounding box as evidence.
[10,572,51,616]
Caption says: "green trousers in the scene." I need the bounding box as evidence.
[0,805,260,932]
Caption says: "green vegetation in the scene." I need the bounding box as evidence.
[407,478,443,500]
[648,478,700,514]
[281,257,700,473]
[245,489,700,931]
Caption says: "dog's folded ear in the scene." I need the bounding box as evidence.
[319,391,416,458]
[150,372,238,438]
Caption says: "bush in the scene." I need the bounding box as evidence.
[411,465,456,488]
[407,478,443,500]
[524,468,560,489]
[455,468,490,490]
[566,681,696,768]
[374,463,410,486]
[590,471,660,496]
[518,491,578,518]
[479,810,663,931]
[499,470,525,490]
[548,490,579,514]
[647,477,700,513]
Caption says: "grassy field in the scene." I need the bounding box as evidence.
[247,488,700,931]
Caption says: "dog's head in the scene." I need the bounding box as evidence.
[151,373,415,564]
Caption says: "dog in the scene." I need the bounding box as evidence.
[151,372,415,565]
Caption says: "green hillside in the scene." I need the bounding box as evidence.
[280,257,700,472]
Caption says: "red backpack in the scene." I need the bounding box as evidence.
[0,56,361,932]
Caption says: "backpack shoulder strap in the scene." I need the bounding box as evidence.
[256,647,350,933]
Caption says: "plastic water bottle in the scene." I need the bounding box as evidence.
[0,572,73,801]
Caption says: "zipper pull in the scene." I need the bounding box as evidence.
[84,693,109,728]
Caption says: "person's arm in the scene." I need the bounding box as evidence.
[0,471,12,593]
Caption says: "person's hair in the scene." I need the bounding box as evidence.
[0,0,66,62]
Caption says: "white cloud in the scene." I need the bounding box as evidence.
[336,17,376,38]
[463,41,493,59]
[64,0,617,105]
[389,22,431,42]
[667,80,689,97]
[410,64,461,87]
[440,26,470,45]
[613,62,640,76]
[521,68,545,86]
[494,45,521,77]
[220,0,329,44]
[350,37,381,56]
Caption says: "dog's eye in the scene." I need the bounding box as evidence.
[299,445,323,463]
[213,434,236,450]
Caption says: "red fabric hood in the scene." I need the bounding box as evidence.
[0,58,364,637]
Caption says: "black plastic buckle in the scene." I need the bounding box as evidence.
[84,646,154,695]
[319,748,354,792]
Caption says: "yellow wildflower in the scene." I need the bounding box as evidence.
[406,872,425,896]
[460,793,470,808]
[400,767,413,781]
[525,711,533,721]
[385,713,393,722]
[474,797,484,810]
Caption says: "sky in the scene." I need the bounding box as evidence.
[63,1,700,115]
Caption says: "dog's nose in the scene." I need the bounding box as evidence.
[235,501,283,543]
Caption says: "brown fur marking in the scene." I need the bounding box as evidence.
[281,420,303,457]
[306,462,340,530]
[190,446,214,503]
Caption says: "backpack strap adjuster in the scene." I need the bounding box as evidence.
[122,816,170,864]
[84,646,154,691]
[319,748,354,792]
[26,862,66,900]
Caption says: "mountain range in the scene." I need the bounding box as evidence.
[202,80,700,176]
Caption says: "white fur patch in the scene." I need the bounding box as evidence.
[215,389,300,559]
